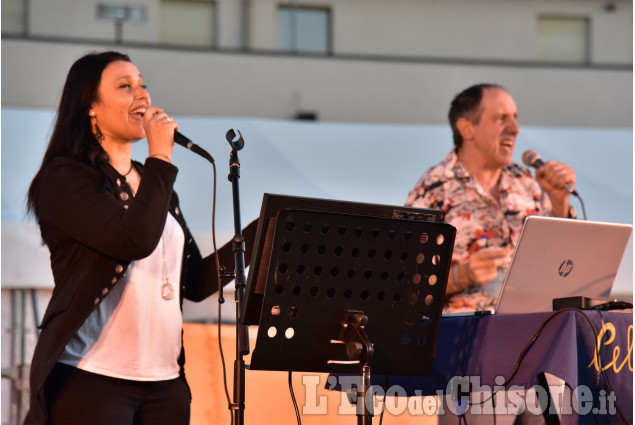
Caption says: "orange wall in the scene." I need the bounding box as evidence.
[183,323,438,425]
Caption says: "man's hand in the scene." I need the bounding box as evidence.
[535,160,576,217]
[464,247,511,287]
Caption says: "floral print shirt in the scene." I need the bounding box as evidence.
[405,149,555,312]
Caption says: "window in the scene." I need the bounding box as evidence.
[536,16,590,63]
[1,0,26,35]
[160,0,216,47]
[279,6,330,54]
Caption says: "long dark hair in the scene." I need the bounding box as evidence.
[26,51,131,218]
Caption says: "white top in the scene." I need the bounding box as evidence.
[59,212,185,381]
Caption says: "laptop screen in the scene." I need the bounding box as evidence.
[494,216,632,315]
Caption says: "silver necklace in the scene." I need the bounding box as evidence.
[160,237,174,300]
[128,183,173,300]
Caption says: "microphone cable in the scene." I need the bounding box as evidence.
[179,140,233,424]
[288,371,302,425]
[571,191,588,220]
[208,158,235,425]
[464,307,629,424]
[173,129,240,424]
[205,153,235,425]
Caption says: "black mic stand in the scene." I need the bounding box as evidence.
[170,129,250,423]
[225,129,248,425]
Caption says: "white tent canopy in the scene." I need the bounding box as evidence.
[2,108,633,294]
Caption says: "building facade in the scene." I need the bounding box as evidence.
[2,0,633,127]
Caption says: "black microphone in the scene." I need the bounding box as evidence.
[522,149,575,194]
[174,131,214,163]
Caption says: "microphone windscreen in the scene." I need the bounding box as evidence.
[522,150,544,168]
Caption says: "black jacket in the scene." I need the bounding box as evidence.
[25,156,255,425]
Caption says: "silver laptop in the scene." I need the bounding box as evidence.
[494,216,632,315]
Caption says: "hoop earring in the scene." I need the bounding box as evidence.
[93,121,104,142]
[89,111,103,142]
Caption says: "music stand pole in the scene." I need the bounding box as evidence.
[337,310,374,425]
[358,364,372,425]
[226,131,249,425]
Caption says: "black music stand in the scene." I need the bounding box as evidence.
[247,209,455,424]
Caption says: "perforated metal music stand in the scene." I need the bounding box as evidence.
[248,209,455,423]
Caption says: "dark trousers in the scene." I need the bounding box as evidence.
[44,363,191,425]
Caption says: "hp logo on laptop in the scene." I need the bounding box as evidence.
[558,259,574,277]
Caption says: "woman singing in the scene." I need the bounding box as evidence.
[25,51,250,425]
